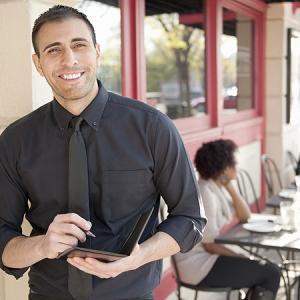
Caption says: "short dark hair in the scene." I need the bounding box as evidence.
[32,5,96,57]
[194,139,237,180]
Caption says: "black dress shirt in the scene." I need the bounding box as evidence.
[0,82,206,300]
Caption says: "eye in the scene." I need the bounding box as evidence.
[73,43,86,49]
[47,47,61,54]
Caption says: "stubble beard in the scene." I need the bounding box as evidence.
[49,72,97,102]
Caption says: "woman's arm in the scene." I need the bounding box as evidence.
[225,182,251,223]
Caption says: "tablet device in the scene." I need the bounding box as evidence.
[57,207,154,262]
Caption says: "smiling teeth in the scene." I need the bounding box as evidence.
[61,73,82,80]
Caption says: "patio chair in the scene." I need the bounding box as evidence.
[261,154,283,196]
[159,205,244,300]
[236,168,260,213]
[170,255,244,300]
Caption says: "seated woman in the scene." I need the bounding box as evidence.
[175,139,281,300]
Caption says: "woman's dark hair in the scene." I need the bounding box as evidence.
[32,5,96,57]
[194,139,237,180]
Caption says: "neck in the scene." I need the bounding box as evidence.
[55,81,99,116]
[214,178,222,187]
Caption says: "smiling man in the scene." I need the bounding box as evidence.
[0,5,206,300]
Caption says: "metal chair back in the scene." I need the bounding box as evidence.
[236,168,260,213]
[261,154,283,196]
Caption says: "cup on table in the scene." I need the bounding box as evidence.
[280,200,295,231]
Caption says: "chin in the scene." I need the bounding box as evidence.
[59,87,88,100]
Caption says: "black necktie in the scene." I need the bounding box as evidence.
[68,116,92,300]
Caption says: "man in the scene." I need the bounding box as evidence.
[0,5,206,300]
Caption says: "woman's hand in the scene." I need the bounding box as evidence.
[219,166,236,187]
[219,173,231,186]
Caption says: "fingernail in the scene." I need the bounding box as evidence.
[86,221,92,229]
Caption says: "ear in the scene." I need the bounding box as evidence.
[32,54,44,77]
[95,43,100,66]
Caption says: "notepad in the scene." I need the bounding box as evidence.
[57,207,154,262]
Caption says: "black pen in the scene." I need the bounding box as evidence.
[86,230,96,238]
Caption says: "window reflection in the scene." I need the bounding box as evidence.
[222,8,254,113]
[145,2,206,120]
[78,0,121,93]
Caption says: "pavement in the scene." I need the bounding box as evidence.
[166,286,298,300]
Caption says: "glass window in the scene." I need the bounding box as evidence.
[144,1,205,120]
[78,1,121,93]
[222,8,254,113]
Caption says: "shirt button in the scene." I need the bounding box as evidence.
[93,122,97,126]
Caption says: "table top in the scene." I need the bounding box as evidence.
[215,221,300,252]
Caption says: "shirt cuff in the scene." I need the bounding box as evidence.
[157,215,206,253]
[0,230,28,279]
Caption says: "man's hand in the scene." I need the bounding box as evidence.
[67,245,142,278]
[67,231,180,279]
[2,213,92,269]
[37,213,91,259]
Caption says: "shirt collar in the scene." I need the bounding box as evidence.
[52,80,109,131]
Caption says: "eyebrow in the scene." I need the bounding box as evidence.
[42,38,89,53]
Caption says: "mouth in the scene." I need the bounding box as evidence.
[58,72,85,81]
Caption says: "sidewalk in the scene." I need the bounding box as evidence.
[166,286,296,300]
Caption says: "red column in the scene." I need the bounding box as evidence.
[120,0,146,101]
[206,0,222,127]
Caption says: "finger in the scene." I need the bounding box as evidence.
[49,221,87,243]
[85,257,107,266]
[83,258,121,278]
[55,233,79,247]
[57,223,86,243]
[73,258,115,277]
[67,258,111,278]
[54,213,91,231]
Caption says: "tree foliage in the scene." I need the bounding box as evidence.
[146,13,205,117]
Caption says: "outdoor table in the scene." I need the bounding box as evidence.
[215,219,300,300]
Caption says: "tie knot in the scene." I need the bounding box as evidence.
[70,117,83,132]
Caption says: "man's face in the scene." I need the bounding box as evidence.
[32,17,100,102]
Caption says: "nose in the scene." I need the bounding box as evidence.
[61,47,78,67]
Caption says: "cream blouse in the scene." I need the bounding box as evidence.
[174,178,233,285]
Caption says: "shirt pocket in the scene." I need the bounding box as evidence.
[101,169,155,220]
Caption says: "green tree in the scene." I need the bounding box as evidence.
[146,14,205,117]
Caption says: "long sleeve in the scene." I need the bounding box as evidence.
[0,128,29,278]
[153,113,207,252]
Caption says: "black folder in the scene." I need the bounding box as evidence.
[57,207,153,262]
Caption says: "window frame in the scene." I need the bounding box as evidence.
[120,0,266,146]
[219,0,264,125]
